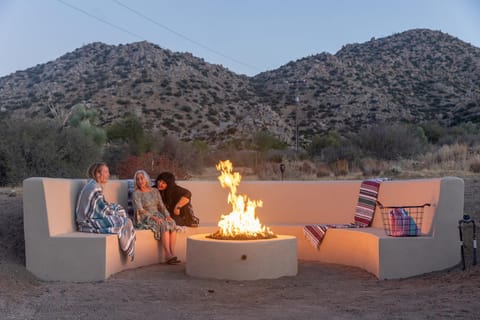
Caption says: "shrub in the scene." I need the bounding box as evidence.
[359,158,387,176]
[316,163,331,178]
[353,124,427,160]
[154,135,209,174]
[254,160,319,180]
[307,131,357,164]
[115,153,190,180]
[420,122,447,144]
[331,159,349,176]
[469,158,480,173]
[253,131,287,152]
[106,115,153,155]
[420,144,468,171]
[0,119,102,186]
[437,144,467,165]
[387,165,402,176]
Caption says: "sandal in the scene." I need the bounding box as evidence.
[166,256,180,264]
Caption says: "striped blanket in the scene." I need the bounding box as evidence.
[303,179,384,249]
[76,179,136,261]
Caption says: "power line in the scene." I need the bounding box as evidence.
[56,0,144,40]
[57,0,261,74]
[112,0,261,73]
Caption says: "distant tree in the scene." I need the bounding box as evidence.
[352,123,428,160]
[439,122,480,147]
[307,131,343,157]
[56,126,103,177]
[0,119,102,186]
[419,122,447,144]
[252,130,287,152]
[103,142,131,177]
[66,103,106,146]
[307,131,357,164]
[106,115,153,155]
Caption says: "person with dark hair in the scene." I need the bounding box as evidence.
[155,172,199,227]
[132,170,179,264]
[75,162,136,261]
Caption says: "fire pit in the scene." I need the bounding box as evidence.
[186,161,297,280]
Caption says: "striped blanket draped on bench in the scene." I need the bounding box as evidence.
[303,179,384,249]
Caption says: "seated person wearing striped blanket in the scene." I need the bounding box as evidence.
[75,162,136,261]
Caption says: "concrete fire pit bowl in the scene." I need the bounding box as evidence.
[186,234,297,280]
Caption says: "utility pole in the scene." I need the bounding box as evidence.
[295,96,300,153]
[286,79,305,153]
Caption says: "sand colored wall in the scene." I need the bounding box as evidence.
[23,176,463,281]
[23,178,163,281]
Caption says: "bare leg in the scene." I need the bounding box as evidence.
[162,231,173,259]
[169,231,177,257]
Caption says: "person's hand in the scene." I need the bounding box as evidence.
[166,216,174,222]
[153,216,163,224]
[174,207,180,216]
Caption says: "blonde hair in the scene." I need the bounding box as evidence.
[87,162,107,180]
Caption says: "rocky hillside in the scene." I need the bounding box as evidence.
[252,29,480,140]
[1,28,479,147]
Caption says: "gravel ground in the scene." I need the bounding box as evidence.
[1,176,479,320]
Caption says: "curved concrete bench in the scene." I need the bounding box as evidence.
[23,176,463,281]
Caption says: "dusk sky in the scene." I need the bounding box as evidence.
[0,0,479,77]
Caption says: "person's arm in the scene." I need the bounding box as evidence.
[173,196,190,216]
[154,189,170,216]
[154,190,175,222]
[132,191,147,222]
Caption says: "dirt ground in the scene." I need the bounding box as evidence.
[1,177,480,320]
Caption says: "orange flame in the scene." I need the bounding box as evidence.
[212,160,275,240]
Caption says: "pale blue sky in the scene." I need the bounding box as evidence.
[0,0,479,77]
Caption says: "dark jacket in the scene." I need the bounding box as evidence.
[156,172,197,226]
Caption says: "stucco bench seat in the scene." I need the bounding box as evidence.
[268,177,463,279]
[23,176,463,281]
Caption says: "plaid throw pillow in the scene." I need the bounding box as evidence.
[389,208,419,237]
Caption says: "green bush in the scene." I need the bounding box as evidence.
[353,124,427,160]
[253,131,287,152]
[307,131,357,165]
[0,119,102,186]
[106,115,153,155]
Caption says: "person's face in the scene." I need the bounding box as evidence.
[96,165,110,184]
[157,180,167,191]
[136,173,148,189]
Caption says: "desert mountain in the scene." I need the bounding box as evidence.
[1,28,479,147]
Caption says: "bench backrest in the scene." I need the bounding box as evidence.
[181,178,448,231]
[181,180,361,225]
[24,176,462,238]
[24,177,128,237]
[373,178,441,234]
